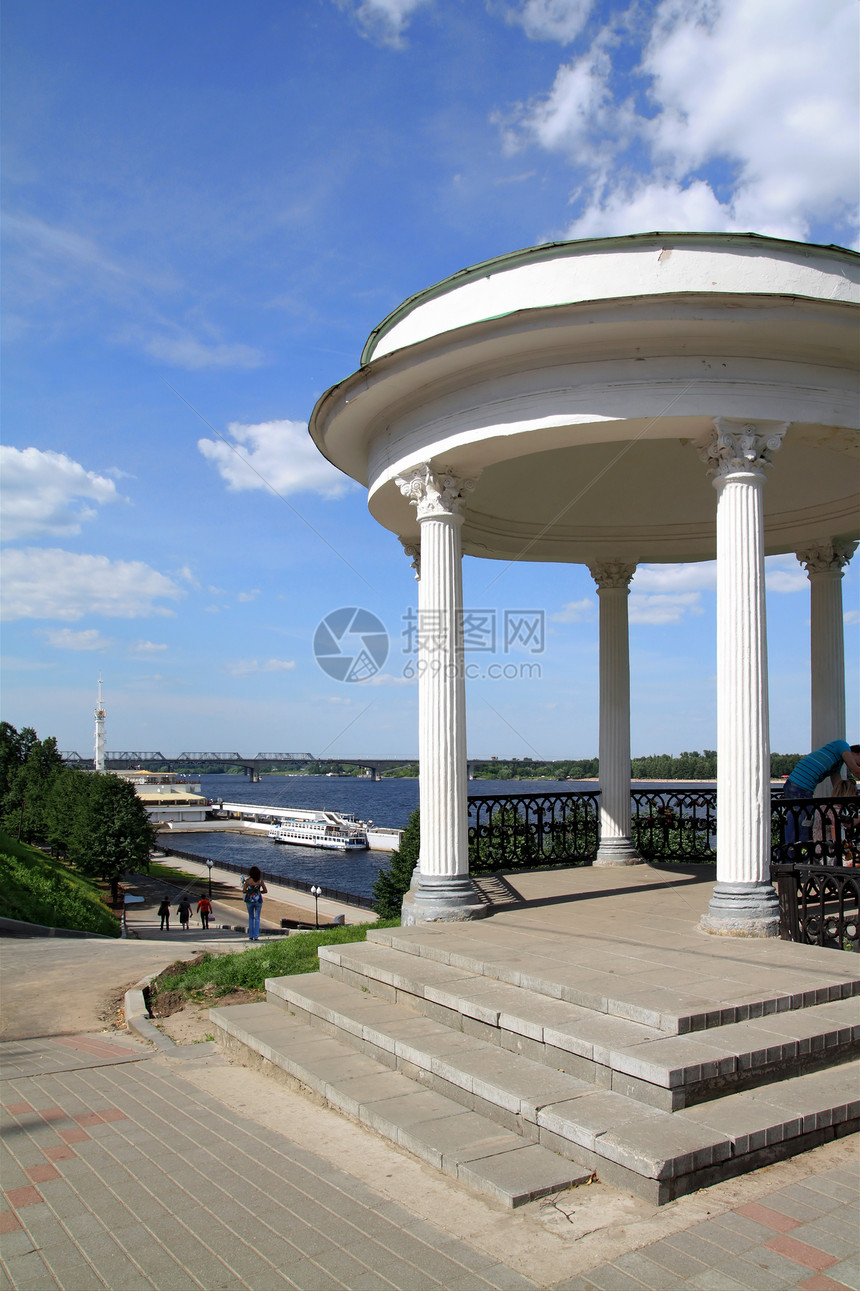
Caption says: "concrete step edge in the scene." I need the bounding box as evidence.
[208,1001,592,1207]
[313,947,860,1093]
[355,931,860,1035]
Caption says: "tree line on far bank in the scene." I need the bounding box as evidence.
[387,751,800,780]
[0,722,156,901]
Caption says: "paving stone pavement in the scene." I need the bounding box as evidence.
[1,1030,858,1290]
[1,1036,541,1291]
[550,1170,860,1290]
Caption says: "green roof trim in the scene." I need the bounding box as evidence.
[359,231,858,366]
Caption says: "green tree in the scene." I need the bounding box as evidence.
[2,733,65,844]
[69,774,157,902]
[372,809,419,918]
[45,767,87,858]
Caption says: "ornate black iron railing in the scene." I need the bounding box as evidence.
[467,790,600,871]
[773,863,859,952]
[771,796,860,867]
[631,788,717,862]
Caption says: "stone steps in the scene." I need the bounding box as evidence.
[209,890,860,1206]
[210,1000,592,1207]
[365,925,860,1035]
[317,940,860,1110]
[211,977,860,1205]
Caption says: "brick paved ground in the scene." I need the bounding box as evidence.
[1,1035,539,1291]
[552,1167,860,1290]
[2,1031,858,1290]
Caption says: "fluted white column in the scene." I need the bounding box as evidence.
[589,561,642,865]
[796,540,856,753]
[699,419,787,937]
[396,464,486,923]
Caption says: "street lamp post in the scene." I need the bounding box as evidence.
[206,859,213,900]
[311,885,322,929]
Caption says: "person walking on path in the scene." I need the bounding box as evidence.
[157,896,171,931]
[177,895,193,931]
[242,866,267,941]
[782,740,860,844]
[196,895,213,930]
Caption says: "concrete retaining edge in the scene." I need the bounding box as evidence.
[125,973,216,1061]
[0,916,114,939]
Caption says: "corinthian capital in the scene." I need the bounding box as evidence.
[588,561,637,590]
[399,539,421,579]
[796,538,858,577]
[395,463,478,520]
[698,418,788,479]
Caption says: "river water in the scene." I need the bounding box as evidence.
[167,774,716,900]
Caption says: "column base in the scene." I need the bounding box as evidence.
[699,881,779,938]
[401,874,489,925]
[594,837,644,867]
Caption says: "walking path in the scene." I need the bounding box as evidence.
[1,879,858,1290]
[151,852,373,925]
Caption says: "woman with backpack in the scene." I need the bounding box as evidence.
[242,866,267,941]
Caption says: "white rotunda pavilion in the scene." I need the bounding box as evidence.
[310,232,860,936]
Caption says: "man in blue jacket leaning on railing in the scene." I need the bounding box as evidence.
[782,740,860,844]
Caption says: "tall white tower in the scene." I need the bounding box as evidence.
[94,677,106,773]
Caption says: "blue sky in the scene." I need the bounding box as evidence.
[2,0,858,760]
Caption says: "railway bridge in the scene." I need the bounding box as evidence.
[59,751,503,781]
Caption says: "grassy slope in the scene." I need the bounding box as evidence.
[155,919,400,997]
[0,830,120,937]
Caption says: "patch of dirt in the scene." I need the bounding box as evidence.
[151,988,264,1045]
[151,989,186,1018]
[100,985,131,1031]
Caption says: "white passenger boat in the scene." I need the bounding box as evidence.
[268,809,368,851]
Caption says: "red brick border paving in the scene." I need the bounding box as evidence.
[42,1145,76,1162]
[25,1164,61,1185]
[766,1233,839,1272]
[57,1127,89,1143]
[3,1187,43,1209]
[736,1201,803,1232]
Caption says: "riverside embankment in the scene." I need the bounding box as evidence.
[152,850,374,924]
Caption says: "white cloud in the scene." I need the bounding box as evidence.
[0,446,120,542]
[506,0,859,246]
[1,549,183,621]
[0,655,53,671]
[131,640,168,654]
[145,334,263,371]
[2,211,167,300]
[630,591,704,625]
[506,0,594,45]
[237,589,260,603]
[628,562,715,624]
[335,0,431,47]
[845,609,860,626]
[359,670,415,685]
[765,556,808,594]
[44,628,113,651]
[551,597,594,622]
[632,563,716,593]
[227,658,296,676]
[566,178,747,241]
[198,419,356,499]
